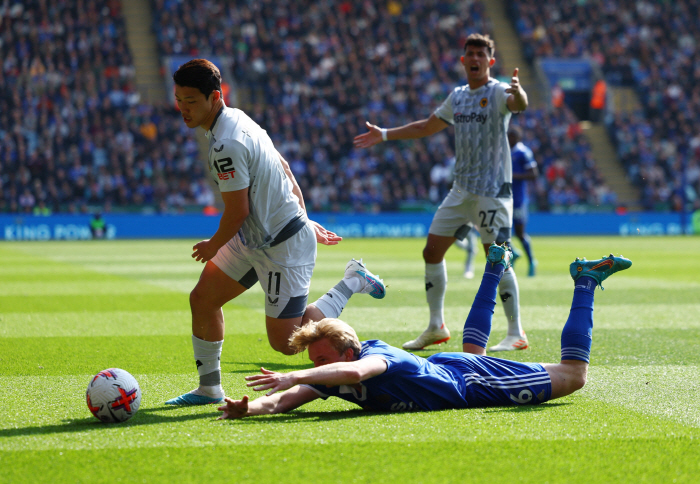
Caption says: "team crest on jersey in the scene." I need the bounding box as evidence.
[480,97,488,108]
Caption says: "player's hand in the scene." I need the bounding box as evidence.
[311,220,342,245]
[506,68,522,95]
[192,239,218,263]
[217,396,249,420]
[353,121,383,149]
[245,367,296,396]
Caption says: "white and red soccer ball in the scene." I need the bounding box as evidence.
[86,368,141,423]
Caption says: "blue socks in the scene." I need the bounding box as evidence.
[560,276,596,363]
[462,262,504,348]
[519,234,535,264]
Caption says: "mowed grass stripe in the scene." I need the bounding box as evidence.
[3,327,699,379]
[584,365,700,428]
[2,237,700,484]
[3,374,699,449]
[3,438,700,484]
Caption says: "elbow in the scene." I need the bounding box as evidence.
[345,368,364,384]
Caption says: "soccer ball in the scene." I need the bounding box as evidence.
[86,368,141,423]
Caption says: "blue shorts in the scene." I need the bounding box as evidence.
[428,353,551,407]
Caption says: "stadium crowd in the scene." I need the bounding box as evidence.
[0,0,214,215]
[507,0,700,212]
[2,0,622,215]
[151,0,614,213]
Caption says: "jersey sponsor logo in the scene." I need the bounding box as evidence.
[214,157,236,180]
[454,112,488,124]
[217,171,235,181]
[480,97,488,108]
[214,144,224,152]
[390,401,417,412]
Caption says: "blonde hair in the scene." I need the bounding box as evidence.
[289,318,362,357]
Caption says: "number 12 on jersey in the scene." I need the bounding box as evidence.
[214,157,235,180]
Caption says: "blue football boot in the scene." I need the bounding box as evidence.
[569,254,632,290]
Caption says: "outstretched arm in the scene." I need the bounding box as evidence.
[245,358,388,396]
[217,385,319,419]
[354,115,449,149]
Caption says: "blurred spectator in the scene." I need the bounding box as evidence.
[0,0,212,214]
[507,0,700,211]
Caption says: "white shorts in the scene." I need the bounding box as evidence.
[429,184,513,245]
[211,222,317,319]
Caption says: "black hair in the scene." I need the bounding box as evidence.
[173,59,222,98]
[464,33,495,57]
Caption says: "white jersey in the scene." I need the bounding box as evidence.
[433,78,513,198]
[205,106,305,249]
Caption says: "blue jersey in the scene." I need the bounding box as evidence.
[304,340,551,412]
[511,141,537,208]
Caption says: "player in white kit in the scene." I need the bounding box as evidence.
[166,59,386,405]
[354,34,528,352]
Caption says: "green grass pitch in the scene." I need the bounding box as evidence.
[2,236,700,483]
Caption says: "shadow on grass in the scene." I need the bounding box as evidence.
[225,401,572,424]
[1,401,575,439]
[0,407,221,438]
[480,401,572,413]
[224,361,313,374]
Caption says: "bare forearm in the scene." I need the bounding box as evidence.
[245,395,286,416]
[511,90,528,112]
[387,120,433,140]
[278,153,306,212]
[291,363,364,387]
[209,208,246,250]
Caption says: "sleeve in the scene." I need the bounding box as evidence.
[433,91,455,125]
[211,139,250,192]
[497,82,511,115]
[360,343,408,375]
[300,384,330,399]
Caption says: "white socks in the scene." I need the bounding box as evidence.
[425,261,447,330]
[499,268,523,337]
[192,335,223,395]
[312,280,354,319]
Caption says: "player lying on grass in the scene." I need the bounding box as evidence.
[218,245,632,418]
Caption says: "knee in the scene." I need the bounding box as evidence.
[270,341,296,356]
[570,369,587,391]
[423,246,440,264]
[190,286,213,310]
[573,374,587,391]
[189,288,200,309]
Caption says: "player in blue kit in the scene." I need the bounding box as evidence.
[509,126,538,277]
[218,245,632,418]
